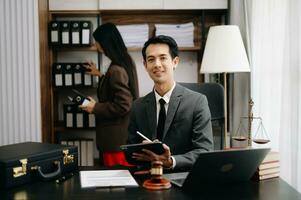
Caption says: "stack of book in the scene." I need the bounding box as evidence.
[253,151,280,181]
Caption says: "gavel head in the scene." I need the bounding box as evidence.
[150,161,163,178]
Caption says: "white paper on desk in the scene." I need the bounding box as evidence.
[80,170,138,188]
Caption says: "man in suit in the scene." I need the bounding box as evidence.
[127,35,213,171]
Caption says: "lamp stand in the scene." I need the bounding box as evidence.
[223,72,228,149]
[248,99,254,146]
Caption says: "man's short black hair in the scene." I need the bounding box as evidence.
[142,35,179,61]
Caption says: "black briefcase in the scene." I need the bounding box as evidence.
[0,142,78,188]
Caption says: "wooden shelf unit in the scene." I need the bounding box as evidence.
[52,46,201,52]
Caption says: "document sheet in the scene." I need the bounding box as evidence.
[80,170,138,188]
[155,22,194,47]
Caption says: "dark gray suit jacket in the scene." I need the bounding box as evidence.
[128,84,213,171]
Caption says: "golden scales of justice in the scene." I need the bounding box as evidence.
[232,99,270,146]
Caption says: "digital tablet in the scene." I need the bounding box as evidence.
[120,142,165,165]
[69,89,90,106]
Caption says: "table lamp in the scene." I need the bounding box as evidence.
[200,25,251,148]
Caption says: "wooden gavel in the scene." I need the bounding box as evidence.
[142,161,171,190]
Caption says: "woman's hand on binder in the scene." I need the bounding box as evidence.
[83,61,103,77]
[80,96,96,113]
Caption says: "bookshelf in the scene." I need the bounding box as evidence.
[39,5,228,163]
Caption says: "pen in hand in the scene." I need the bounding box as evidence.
[136,131,152,142]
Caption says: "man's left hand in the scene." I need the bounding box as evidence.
[132,143,173,168]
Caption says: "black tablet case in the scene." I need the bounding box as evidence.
[120,142,165,165]
[0,142,78,188]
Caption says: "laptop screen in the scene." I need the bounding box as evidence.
[164,148,270,190]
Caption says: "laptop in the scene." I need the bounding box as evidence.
[163,148,270,190]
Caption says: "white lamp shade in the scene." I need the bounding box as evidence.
[200,25,250,73]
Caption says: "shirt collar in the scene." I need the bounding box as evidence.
[154,82,176,105]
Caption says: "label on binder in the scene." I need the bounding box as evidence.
[66,113,73,128]
[80,141,87,166]
[51,31,58,43]
[88,114,95,127]
[65,74,72,86]
[84,74,92,86]
[74,73,81,84]
[72,32,80,44]
[62,32,69,44]
[76,113,84,128]
[55,74,63,86]
[82,29,90,45]
[74,73,82,85]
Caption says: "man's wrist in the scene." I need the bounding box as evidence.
[164,156,175,169]
[171,156,176,169]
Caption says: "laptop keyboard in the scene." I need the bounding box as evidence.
[163,172,189,187]
[172,178,186,186]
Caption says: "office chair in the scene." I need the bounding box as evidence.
[179,82,225,150]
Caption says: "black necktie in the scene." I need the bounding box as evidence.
[157,98,166,141]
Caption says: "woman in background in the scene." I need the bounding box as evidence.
[81,23,139,167]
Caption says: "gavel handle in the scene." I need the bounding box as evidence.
[134,170,150,175]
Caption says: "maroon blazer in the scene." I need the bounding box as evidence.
[92,64,133,152]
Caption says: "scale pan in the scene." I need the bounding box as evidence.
[252,139,270,144]
[232,136,248,141]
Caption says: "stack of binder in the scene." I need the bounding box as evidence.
[49,21,92,47]
[64,104,96,129]
[155,22,195,47]
[53,63,93,87]
[253,151,280,181]
[116,24,149,47]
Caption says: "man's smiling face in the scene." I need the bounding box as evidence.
[144,43,179,85]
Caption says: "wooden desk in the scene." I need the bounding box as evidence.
[1,171,301,200]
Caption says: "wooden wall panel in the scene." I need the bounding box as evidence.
[39,0,52,143]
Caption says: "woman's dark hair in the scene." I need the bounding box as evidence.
[93,23,139,99]
[142,35,179,61]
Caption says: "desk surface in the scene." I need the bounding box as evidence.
[1,170,301,200]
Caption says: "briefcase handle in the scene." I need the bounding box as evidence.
[32,161,61,180]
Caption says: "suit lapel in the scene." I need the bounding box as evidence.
[163,84,183,140]
[145,92,157,140]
